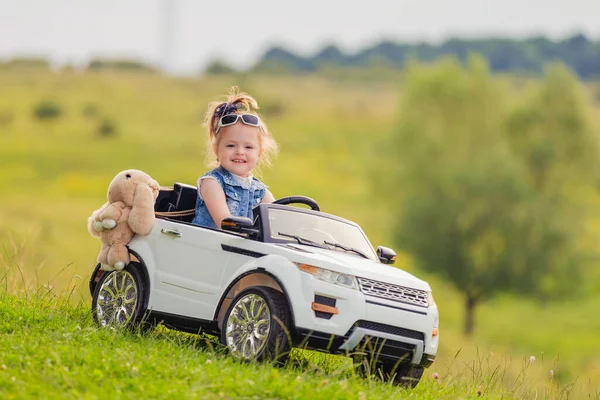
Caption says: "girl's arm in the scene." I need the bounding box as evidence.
[261,190,276,204]
[200,178,231,228]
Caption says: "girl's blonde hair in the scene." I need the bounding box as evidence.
[203,87,279,171]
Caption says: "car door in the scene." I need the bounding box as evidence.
[153,219,235,320]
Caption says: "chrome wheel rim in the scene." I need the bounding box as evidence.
[225,293,271,359]
[96,270,138,327]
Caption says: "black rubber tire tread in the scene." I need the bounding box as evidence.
[221,286,292,365]
[384,363,424,388]
[91,262,150,331]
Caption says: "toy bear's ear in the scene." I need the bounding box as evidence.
[128,184,156,235]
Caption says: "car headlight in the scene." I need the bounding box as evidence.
[296,263,358,290]
[427,291,436,307]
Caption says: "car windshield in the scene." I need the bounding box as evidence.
[267,207,378,261]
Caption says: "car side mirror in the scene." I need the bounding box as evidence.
[221,216,259,236]
[377,246,397,264]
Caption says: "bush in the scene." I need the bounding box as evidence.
[0,57,50,70]
[33,100,62,121]
[97,117,117,137]
[87,59,157,73]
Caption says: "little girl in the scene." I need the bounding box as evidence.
[191,87,279,229]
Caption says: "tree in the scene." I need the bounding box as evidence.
[384,57,594,335]
[252,46,314,74]
[506,64,599,192]
[86,58,157,73]
[250,34,600,79]
[203,59,237,75]
[503,64,600,297]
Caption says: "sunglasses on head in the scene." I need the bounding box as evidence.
[215,113,261,134]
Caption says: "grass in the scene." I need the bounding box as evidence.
[1,290,596,400]
[1,68,600,398]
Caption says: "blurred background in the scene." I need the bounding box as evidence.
[1,0,600,396]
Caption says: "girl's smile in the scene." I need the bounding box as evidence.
[216,122,261,177]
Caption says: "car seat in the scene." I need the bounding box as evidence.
[155,182,197,223]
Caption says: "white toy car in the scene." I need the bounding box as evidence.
[89,183,439,387]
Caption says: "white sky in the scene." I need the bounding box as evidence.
[1,0,599,75]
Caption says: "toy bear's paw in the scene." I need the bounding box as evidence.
[102,219,117,229]
[93,220,104,232]
[114,261,125,270]
[100,263,114,272]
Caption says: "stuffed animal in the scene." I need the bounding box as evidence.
[87,169,160,271]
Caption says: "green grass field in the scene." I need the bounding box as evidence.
[1,292,594,399]
[1,68,599,398]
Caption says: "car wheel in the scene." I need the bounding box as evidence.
[352,355,375,378]
[91,262,148,330]
[221,286,291,365]
[381,362,424,388]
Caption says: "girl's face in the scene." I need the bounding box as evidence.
[216,122,262,177]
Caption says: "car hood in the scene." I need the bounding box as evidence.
[290,244,431,291]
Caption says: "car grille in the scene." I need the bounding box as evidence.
[348,320,425,341]
[345,321,424,364]
[357,277,428,308]
[354,336,415,363]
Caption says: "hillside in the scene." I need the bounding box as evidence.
[0,69,599,398]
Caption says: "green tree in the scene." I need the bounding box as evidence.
[203,59,238,75]
[503,64,600,297]
[86,58,157,73]
[251,33,600,78]
[506,64,598,192]
[385,57,593,335]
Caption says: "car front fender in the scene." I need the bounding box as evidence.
[215,253,310,327]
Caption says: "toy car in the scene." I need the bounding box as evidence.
[89,183,439,387]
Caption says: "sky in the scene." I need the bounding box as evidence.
[1,0,599,75]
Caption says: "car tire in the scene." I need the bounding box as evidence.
[221,286,291,365]
[381,362,424,388]
[91,262,150,331]
[355,357,424,389]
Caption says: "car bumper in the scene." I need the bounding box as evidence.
[289,273,439,365]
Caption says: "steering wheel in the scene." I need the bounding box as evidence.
[272,196,320,211]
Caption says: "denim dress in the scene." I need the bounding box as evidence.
[191,166,267,229]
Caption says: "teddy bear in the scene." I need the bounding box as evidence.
[87,169,160,271]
